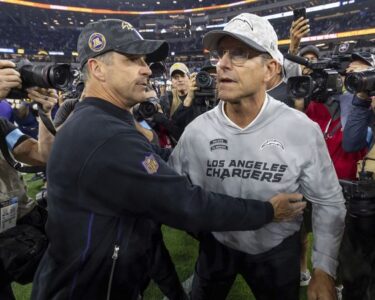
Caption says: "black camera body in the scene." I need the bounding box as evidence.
[345,69,375,96]
[287,56,344,101]
[8,59,73,99]
[133,96,160,120]
[194,71,217,110]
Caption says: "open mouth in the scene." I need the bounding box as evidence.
[219,78,235,83]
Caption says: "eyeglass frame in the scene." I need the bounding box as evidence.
[209,48,271,67]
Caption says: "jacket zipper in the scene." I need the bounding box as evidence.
[106,244,120,300]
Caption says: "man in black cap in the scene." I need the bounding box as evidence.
[299,45,320,75]
[31,19,305,300]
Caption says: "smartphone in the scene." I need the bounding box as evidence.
[293,8,306,21]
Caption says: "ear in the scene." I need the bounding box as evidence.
[264,59,279,83]
[87,58,106,82]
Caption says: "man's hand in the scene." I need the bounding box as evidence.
[0,60,22,99]
[183,72,198,107]
[27,87,58,113]
[270,193,306,222]
[308,268,337,300]
[289,17,310,55]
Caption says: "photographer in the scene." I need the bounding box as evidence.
[0,59,57,299]
[342,53,375,153]
[303,53,367,180]
[338,53,375,300]
[171,62,219,136]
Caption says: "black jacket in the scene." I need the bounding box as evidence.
[32,98,273,300]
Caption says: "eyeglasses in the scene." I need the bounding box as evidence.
[209,48,262,66]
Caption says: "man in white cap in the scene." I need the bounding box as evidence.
[169,13,345,300]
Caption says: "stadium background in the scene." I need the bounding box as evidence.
[1,0,374,299]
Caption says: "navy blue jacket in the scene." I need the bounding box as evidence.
[32,98,273,300]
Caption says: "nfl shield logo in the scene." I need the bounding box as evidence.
[142,154,159,174]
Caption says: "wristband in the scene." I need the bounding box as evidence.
[6,128,26,150]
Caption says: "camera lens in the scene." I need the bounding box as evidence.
[345,70,375,94]
[49,65,73,90]
[196,71,213,89]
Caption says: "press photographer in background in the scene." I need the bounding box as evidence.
[133,62,218,145]
[338,53,375,300]
[287,43,368,180]
[0,59,57,300]
[171,61,218,129]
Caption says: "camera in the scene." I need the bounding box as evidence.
[286,54,344,101]
[345,69,375,96]
[149,62,167,98]
[8,58,74,99]
[196,71,215,90]
[133,96,160,120]
[194,71,217,110]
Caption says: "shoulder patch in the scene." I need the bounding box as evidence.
[142,154,159,174]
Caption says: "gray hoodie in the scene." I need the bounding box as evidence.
[168,95,346,277]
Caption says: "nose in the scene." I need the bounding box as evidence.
[140,59,152,76]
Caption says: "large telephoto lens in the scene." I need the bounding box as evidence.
[345,70,375,94]
[19,61,73,91]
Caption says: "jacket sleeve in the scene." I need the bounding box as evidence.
[299,124,346,278]
[79,130,274,233]
[342,96,373,152]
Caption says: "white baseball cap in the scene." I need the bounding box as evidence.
[203,13,284,65]
[169,62,190,77]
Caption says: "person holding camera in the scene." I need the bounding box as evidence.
[342,53,375,153]
[169,13,346,300]
[303,50,368,180]
[0,59,57,300]
[31,19,307,300]
[338,52,375,300]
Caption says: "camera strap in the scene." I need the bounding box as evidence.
[357,146,375,179]
[38,107,56,136]
[324,120,342,139]
[0,135,45,173]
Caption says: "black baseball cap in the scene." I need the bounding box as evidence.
[351,52,375,67]
[77,19,169,68]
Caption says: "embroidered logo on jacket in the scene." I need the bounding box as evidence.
[260,139,284,151]
[209,139,228,151]
[142,154,159,174]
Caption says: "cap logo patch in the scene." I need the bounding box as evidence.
[339,43,349,53]
[88,33,106,52]
[232,17,254,31]
[142,154,159,174]
[121,21,134,31]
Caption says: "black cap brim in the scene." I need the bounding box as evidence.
[203,30,267,53]
[351,53,373,67]
[114,39,169,63]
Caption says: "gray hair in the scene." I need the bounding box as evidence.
[81,51,114,82]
